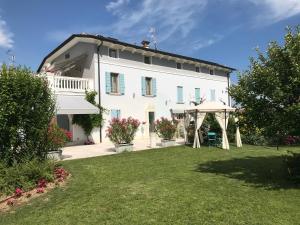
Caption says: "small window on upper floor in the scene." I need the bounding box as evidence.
[109,48,118,58]
[195,66,200,73]
[209,68,214,75]
[176,63,182,69]
[65,53,70,59]
[144,56,151,64]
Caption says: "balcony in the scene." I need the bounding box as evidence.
[46,75,94,94]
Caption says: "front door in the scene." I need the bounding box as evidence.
[148,112,155,133]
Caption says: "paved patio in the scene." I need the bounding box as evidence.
[62,138,185,160]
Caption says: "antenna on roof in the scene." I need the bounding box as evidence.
[149,27,157,50]
[6,50,15,67]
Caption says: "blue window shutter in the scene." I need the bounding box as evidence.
[111,109,121,119]
[105,72,111,93]
[141,77,146,96]
[152,78,157,96]
[210,89,216,101]
[177,86,183,103]
[111,109,117,119]
[195,88,200,104]
[119,73,125,95]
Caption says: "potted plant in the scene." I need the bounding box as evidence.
[47,123,71,160]
[155,117,178,147]
[106,117,140,153]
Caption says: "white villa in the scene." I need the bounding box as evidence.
[37,34,235,144]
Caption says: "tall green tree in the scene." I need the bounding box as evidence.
[0,65,55,165]
[229,26,300,145]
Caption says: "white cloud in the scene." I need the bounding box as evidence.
[193,35,224,50]
[108,0,207,43]
[241,0,300,26]
[106,0,130,15]
[0,17,13,48]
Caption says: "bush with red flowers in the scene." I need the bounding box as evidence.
[14,188,23,198]
[63,130,73,142]
[154,118,178,140]
[106,117,140,145]
[284,135,300,145]
[47,123,69,151]
[37,179,47,188]
[54,167,69,181]
[36,187,44,194]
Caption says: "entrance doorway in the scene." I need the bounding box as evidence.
[148,111,155,132]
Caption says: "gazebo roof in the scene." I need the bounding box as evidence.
[186,101,236,112]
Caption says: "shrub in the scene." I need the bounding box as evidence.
[284,136,300,145]
[155,118,177,140]
[285,151,300,182]
[106,117,140,145]
[0,159,56,195]
[0,65,55,165]
[46,123,69,151]
[73,91,106,140]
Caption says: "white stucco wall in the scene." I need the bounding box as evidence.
[50,41,231,144]
[94,47,230,142]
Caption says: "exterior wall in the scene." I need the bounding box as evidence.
[96,45,230,142]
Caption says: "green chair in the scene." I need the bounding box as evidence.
[208,132,217,147]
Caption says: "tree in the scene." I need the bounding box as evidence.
[0,65,55,165]
[229,26,300,146]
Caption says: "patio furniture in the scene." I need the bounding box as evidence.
[208,132,217,147]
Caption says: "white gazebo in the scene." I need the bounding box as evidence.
[184,101,242,150]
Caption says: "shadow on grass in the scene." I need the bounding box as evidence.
[196,155,300,189]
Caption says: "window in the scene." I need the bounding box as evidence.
[145,77,152,95]
[210,89,216,102]
[109,48,118,58]
[65,53,70,59]
[105,72,125,95]
[177,86,183,103]
[195,88,200,104]
[111,109,121,119]
[111,73,119,93]
[144,56,151,64]
[176,63,182,69]
[195,66,200,73]
[209,68,214,75]
[141,77,157,96]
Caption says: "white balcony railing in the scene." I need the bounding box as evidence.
[46,75,94,93]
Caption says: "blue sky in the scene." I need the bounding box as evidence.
[0,0,300,82]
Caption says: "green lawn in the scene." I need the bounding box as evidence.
[1,145,300,225]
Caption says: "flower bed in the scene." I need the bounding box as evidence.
[0,167,70,212]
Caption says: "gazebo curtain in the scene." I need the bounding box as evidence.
[235,117,242,147]
[215,112,230,150]
[184,114,190,143]
[193,112,206,148]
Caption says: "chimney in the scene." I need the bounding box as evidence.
[141,40,150,48]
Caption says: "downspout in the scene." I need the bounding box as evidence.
[227,72,230,106]
[97,41,103,143]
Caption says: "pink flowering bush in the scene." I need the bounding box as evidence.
[284,135,300,145]
[155,118,178,140]
[15,188,23,198]
[106,117,140,145]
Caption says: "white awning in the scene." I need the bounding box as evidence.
[56,95,99,114]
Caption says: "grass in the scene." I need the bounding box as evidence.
[0,145,300,225]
